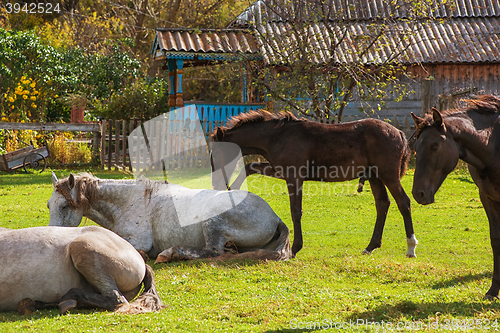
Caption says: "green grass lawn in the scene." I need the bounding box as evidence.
[0,167,499,332]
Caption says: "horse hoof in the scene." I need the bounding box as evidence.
[155,248,175,264]
[59,299,77,315]
[138,250,150,262]
[484,294,499,301]
[362,249,372,255]
[406,253,417,258]
[17,298,36,315]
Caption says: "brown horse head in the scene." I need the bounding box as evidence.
[411,108,460,205]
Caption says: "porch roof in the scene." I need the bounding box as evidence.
[151,28,262,65]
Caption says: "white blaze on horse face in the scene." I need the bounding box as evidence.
[47,190,83,227]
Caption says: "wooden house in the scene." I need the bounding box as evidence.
[151,0,500,123]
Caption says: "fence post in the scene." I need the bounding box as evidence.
[107,121,112,170]
[392,115,400,128]
[403,116,412,138]
[114,120,120,170]
[121,120,127,170]
[421,78,431,116]
[128,120,135,172]
[100,120,106,169]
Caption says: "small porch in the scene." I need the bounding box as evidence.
[150,28,265,118]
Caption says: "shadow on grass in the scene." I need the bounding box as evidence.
[0,168,133,187]
[0,308,101,323]
[347,299,500,323]
[150,256,279,270]
[431,271,490,289]
[457,176,475,184]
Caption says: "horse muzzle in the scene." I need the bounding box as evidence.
[412,188,435,205]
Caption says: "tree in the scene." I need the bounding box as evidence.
[0,28,141,122]
[237,0,448,121]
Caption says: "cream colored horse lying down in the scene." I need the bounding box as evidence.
[47,173,292,262]
[0,226,164,314]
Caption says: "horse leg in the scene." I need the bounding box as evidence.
[17,298,58,315]
[384,180,418,258]
[357,177,366,193]
[478,192,500,299]
[287,179,304,256]
[230,162,284,190]
[155,245,222,263]
[364,178,390,254]
[155,214,231,263]
[58,288,127,314]
[62,233,144,314]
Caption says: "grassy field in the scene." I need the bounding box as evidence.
[0,166,499,332]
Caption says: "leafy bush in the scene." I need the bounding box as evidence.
[94,77,169,120]
[0,28,141,122]
[0,129,43,154]
[48,133,92,164]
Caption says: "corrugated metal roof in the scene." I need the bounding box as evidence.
[152,1,500,65]
[230,0,500,27]
[252,17,500,65]
[151,28,261,61]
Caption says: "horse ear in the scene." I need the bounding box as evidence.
[51,172,58,188]
[432,108,444,129]
[215,127,224,141]
[68,174,75,190]
[410,112,423,126]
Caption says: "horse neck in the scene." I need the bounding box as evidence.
[222,121,281,152]
[445,113,496,170]
[85,179,141,229]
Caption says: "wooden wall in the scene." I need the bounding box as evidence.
[342,63,500,121]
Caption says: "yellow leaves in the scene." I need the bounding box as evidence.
[35,20,75,48]
[4,75,41,121]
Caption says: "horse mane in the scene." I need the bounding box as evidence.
[211,110,305,139]
[56,173,167,210]
[416,95,500,136]
[56,172,99,211]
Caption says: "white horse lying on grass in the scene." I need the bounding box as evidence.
[0,226,164,314]
[48,173,292,262]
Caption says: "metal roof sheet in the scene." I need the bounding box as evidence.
[151,28,261,61]
[151,1,500,65]
[249,17,500,65]
[230,0,500,27]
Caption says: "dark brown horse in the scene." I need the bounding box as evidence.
[211,110,417,257]
[411,95,500,299]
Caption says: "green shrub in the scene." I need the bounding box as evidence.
[48,133,92,164]
[94,77,169,120]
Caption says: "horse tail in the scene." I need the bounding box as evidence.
[116,264,165,314]
[274,219,293,260]
[399,130,411,178]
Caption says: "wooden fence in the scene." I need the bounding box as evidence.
[0,122,101,164]
[0,112,414,172]
[101,114,415,172]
